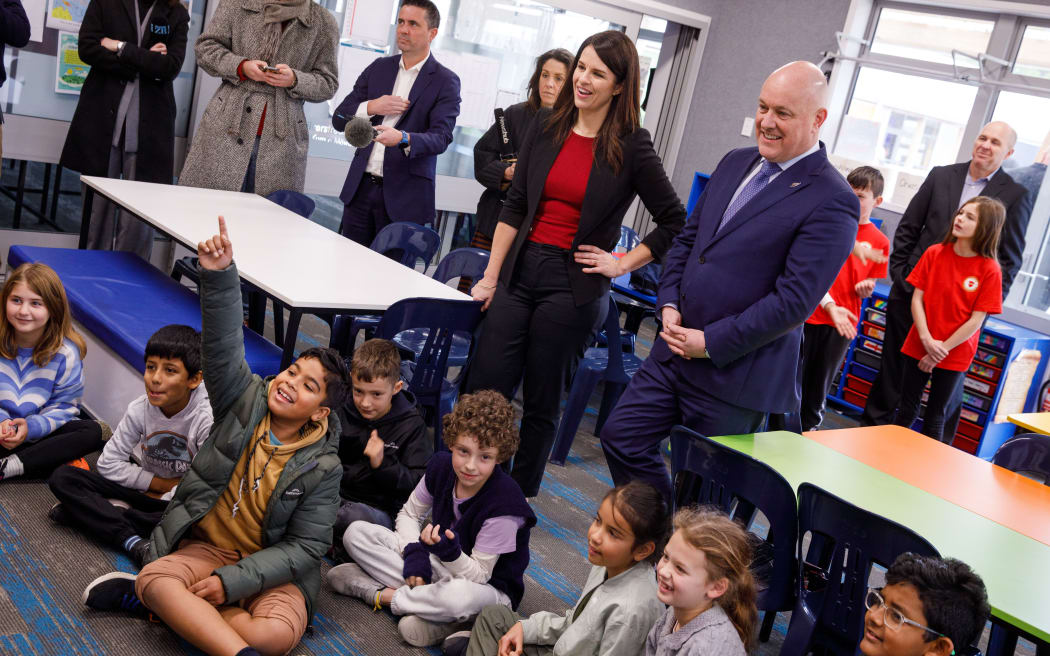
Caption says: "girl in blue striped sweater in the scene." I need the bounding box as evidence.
[0,263,105,482]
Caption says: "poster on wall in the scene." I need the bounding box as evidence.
[46,0,90,31]
[55,32,90,94]
[340,0,395,47]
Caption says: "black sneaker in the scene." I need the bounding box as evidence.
[48,502,71,525]
[82,572,148,617]
[442,631,471,656]
[129,539,152,569]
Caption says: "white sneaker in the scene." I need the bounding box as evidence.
[398,615,467,647]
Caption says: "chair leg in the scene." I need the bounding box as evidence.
[759,609,776,642]
[594,382,627,436]
[549,368,601,466]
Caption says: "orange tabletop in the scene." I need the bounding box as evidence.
[805,425,1050,547]
[1007,412,1050,436]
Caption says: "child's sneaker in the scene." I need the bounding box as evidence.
[441,630,471,655]
[326,563,381,606]
[82,572,148,617]
[65,458,90,471]
[398,615,466,647]
[48,502,71,525]
[129,539,152,569]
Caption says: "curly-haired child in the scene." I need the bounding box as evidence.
[327,390,536,648]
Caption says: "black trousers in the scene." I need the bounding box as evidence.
[48,465,168,547]
[893,356,966,443]
[860,296,913,426]
[340,176,392,247]
[464,242,604,497]
[799,323,852,431]
[4,419,104,478]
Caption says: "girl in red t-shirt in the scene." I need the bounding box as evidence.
[894,196,1005,442]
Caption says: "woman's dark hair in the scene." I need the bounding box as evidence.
[885,553,990,651]
[600,480,669,564]
[145,324,202,376]
[526,48,573,112]
[940,195,1005,260]
[297,347,350,408]
[545,30,641,174]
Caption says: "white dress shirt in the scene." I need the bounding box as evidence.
[355,52,430,177]
[959,168,997,209]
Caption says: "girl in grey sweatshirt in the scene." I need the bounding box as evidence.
[646,507,758,656]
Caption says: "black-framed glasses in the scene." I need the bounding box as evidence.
[864,588,948,640]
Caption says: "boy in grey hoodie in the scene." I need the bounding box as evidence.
[49,325,213,567]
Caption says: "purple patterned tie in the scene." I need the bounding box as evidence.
[718,160,781,232]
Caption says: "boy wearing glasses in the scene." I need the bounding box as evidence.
[860,553,989,656]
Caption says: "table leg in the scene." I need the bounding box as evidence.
[13,160,27,229]
[247,290,266,335]
[51,166,64,226]
[40,164,51,217]
[79,185,94,249]
[273,300,285,349]
[281,309,303,369]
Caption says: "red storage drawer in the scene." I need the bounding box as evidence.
[861,321,885,341]
[846,375,872,396]
[953,433,980,455]
[956,418,984,440]
[843,388,868,408]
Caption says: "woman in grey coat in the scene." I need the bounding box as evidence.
[178,0,338,197]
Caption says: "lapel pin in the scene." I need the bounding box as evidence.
[790,182,801,187]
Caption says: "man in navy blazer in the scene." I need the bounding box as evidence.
[332,0,460,245]
[601,62,859,501]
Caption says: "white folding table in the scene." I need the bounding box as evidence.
[79,176,470,367]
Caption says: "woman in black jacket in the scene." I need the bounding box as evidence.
[60,0,189,260]
[465,31,686,497]
[470,48,572,253]
[0,0,30,160]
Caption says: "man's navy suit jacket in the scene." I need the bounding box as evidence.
[654,144,859,413]
[332,54,461,223]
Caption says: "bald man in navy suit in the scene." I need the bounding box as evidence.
[332,0,460,245]
[601,62,859,501]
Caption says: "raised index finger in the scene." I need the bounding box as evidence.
[217,215,228,238]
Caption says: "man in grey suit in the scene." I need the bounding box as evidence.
[861,121,1034,428]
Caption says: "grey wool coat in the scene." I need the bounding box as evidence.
[178,0,338,197]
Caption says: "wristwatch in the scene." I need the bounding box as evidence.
[398,131,410,151]
[116,41,127,56]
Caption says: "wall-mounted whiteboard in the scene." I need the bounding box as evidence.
[340,0,397,47]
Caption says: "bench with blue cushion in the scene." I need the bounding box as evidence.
[6,246,282,377]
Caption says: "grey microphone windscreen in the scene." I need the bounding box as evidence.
[345,116,379,148]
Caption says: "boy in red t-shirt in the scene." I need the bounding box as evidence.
[894,196,1004,442]
[799,166,890,431]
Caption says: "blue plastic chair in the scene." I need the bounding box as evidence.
[669,425,798,642]
[992,433,1050,485]
[549,295,643,465]
[330,222,443,354]
[392,248,490,367]
[780,483,940,656]
[614,224,640,254]
[375,297,484,451]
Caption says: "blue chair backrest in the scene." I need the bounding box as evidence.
[599,295,629,384]
[669,426,797,615]
[793,482,939,654]
[993,433,1050,485]
[265,189,315,218]
[370,222,442,270]
[375,298,484,400]
[615,225,640,254]
[433,247,490,284]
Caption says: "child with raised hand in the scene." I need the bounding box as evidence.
[334,337,430,541]
[0,263,105,482]
[859,553,989,656]
[81,217,350,656]
[327,390,536,648]
[445,480,667,656]
[48,324,212,567]
[646,507,757,655]
[895,196,1005,442]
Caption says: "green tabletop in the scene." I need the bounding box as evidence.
[707,431,1050,643]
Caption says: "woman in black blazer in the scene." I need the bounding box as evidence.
[470,48,572,252]
[465,30,685,497]
[60,0,189,260]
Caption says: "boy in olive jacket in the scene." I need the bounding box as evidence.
[82,217,349,656]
